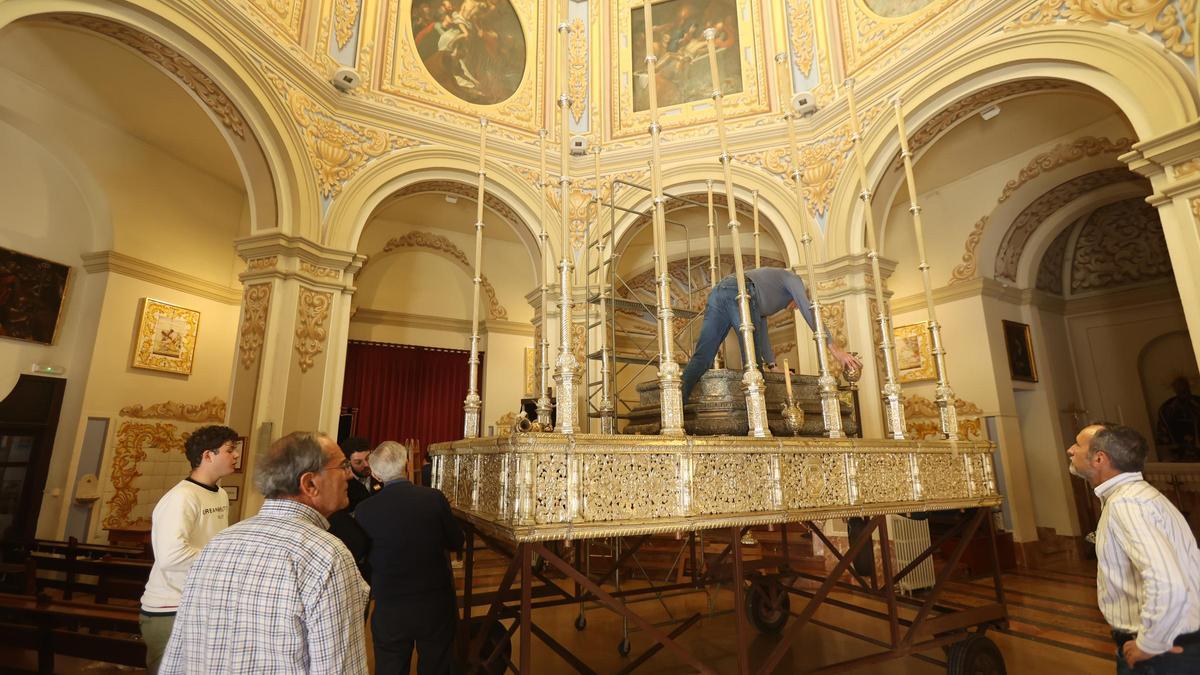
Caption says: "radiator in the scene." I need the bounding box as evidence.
[887,514,936,592]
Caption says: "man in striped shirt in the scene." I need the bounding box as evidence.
[1067,423,1200,673]
[160,432,369,674]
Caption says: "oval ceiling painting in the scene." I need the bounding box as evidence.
[411,0,527,105]
[861,0,937,18]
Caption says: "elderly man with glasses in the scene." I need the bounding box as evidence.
[160,431,370,674]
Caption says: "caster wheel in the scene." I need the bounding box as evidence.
[574,614,587,631]
[947,634,1005,675]
[746,576,790,634]
[617,637,631,656]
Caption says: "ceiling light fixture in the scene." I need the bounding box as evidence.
[444,194,459,204]
[980,104,1001,121]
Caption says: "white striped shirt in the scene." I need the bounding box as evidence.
[1094,471,1200,654]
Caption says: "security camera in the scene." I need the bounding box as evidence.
[331,67,362,93]
[569,135,589,156]
[792,91,818,117]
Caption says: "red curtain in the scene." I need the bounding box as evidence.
[341,341,480,463]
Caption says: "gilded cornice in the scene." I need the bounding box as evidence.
[1006,0,1196,58]
[53,15,247,140]
[80,250,242,304]
[119,397,227,422]
[261,62,420,199]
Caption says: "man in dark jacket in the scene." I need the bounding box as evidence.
[327,437,376,582]
[356,441,464,674]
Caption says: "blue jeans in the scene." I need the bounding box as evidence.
[1114,631,1200,674]
[680,276,771,402]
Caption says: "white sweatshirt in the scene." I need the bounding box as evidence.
[140,478,229,612]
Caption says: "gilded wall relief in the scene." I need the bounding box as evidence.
[377,231,510,319]
[994,167,1141,281]
[54,16,248,140]
[947,216,987,285]
[410,0,527,105]
[787,0,817,77]
[1172,158,1200,179]
[903,394,984,440]
[248,0,307,43]
[239,283,273,370]
[568,17,588,124]
[103,422,185,529]
[835,0,970,75]
[382,0,543,130]
[611,0,769,138]
[334,0,361,50]
[262,65,420,198]
[630,0,742,112]
[1008,0,1195,58]
[997,136,1134,203]
[820,300,848,380]
[119,398,227,423]
[294,287,333,373]
[1070,198,1171,292]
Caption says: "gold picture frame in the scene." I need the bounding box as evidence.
[610,0,770,138]
[132,298,200,375]
[892,322,935,383]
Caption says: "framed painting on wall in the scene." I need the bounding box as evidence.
[892,322,935,383]
[225,485,240,501]
[1002,320,1038,382]
[0,246,72,345]
[132,299,200,375]
[232,436,247,473]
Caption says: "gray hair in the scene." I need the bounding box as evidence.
[369,441,409,482]
[254,431,329,498]
[1090,423,1148,473]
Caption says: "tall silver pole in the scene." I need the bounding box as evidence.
[893,96,958,440]
[704,27,770,437]
[639,0,685,435]
[775,53,842,438]
[593,145,615,434]
[536,129,553,427]
[463,118,489,438]
[554,18,578,435]
[752,189,761,269]
[706,180,721,369]
[845,79,906,439]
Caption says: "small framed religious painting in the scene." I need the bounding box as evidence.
[232,436,247,473]
[1002,320,1038,383]
[0,246,72,345]
[225,486,240,501]
[892,323,936,383]
[131,298,200,375]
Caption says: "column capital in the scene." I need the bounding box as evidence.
[804,252,898,301]
[1121,120,1200,198]
[235,233,365,291]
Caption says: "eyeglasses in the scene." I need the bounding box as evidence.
[321,460,352,475]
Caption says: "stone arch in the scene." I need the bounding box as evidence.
[828,24,1197,261]
[0,2,315,237]
[324,146,545,282]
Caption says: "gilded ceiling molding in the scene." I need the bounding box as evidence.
[240,283,273,370]
[103,422,185,529]
[950,216,988,284]
[837,0,969,75]
[1035,225,1071,294]
[568,18,588,125]
[1070,198,1171,292]
[787,0,816,77]
[1172,158,1200,179]
[997,136,1134,203]
[334,0,361,50]
[890,80,1073,171]
[994,167,1139,281]
[294,287,333,373]
[244,0,305,43]
[1007,0,1195,58]
[379,231,509,320]
[53,15,248,140]
[119,398,227,423]
[262,66,419,198]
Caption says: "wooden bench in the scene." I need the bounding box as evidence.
[24,552,151,604]
[0,592,144,673]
